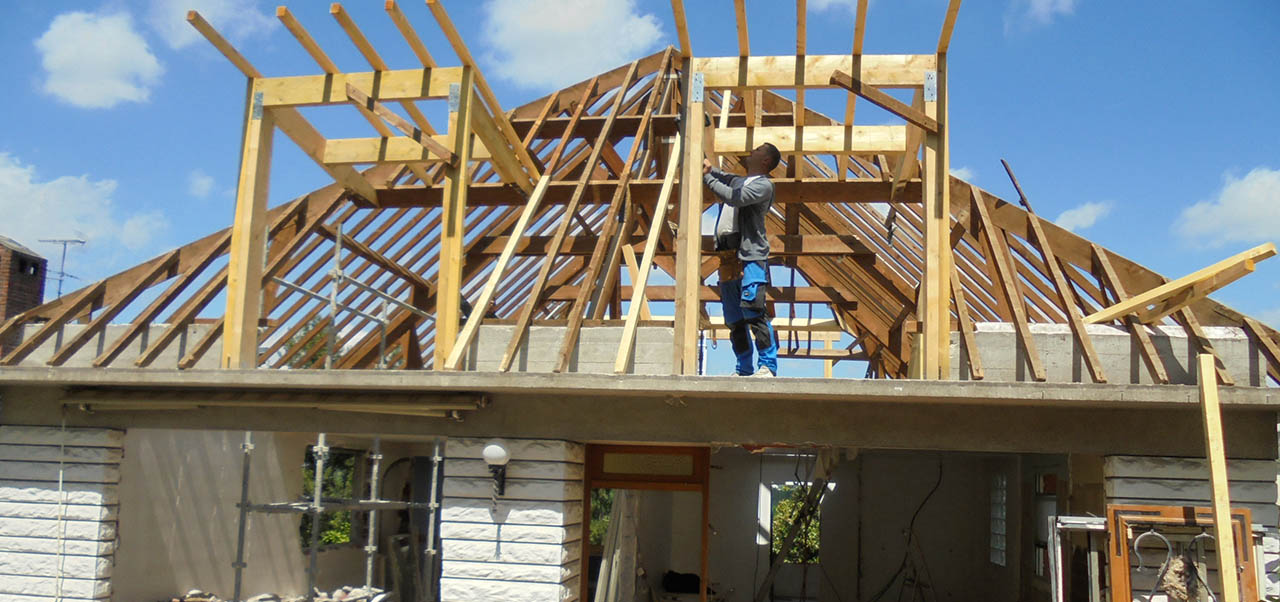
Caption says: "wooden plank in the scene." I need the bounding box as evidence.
[186,11,260,77]
[1084,243,1275,325]
[971,186,1046,381]
[733,0,749,56]
[385,0,436,67]
[271,107,379,203]
[498,71,635,372]
[1175,307,1234,387]
[345,84,457,164]
[554,61,648,372]
[829,70,938,132]
[469,105,537,194]
[1092,243,1169,384]
[258,68,462,107]
[434,67,475,367]
[276,6,339,72]
[1242,317,1280,383]
[693,54,936,89]
[621,245,652,320]
[713,125,905,155]
[670,0,692,58]
[427,0,541,181]
[0,282,105,365]
[936,0,963,53]
[951,267,982,380]
[919,56,949,380]
[374,178,923,207]
[318,225,432,293]
[46,251,179,366]
[221,82,274,370]
[322,135,485,165]
[442,176,554,369]
[842,0,869,127]
[1197,353,1242,602]
[616,134,682,373]
[1024,210,1107,382]
[674,69,705,375]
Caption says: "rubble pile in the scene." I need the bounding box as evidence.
[170,586,389,602]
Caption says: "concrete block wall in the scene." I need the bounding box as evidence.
[950,323,1266,385]
[440,438,585,602]
[0,426,121,602]
[16,323,221,369]
[1103,455,1280,598]
[464,325,673,374]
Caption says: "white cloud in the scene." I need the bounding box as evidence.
[35,11,163,109]
[1005,0,1076,31]
[810,0,860,12]
[481,0,665,90]
[1175,167,1280,248]
[188,169,215,198]
[0,154,168,275]
[1054,201,1111,232]
[146,0,274,50]
[950,166,976,181]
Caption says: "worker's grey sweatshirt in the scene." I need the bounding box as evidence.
[704,168,774,262]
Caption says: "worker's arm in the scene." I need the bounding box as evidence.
[704,169,771,208]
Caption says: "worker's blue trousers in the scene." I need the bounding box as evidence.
[719,260,778,375]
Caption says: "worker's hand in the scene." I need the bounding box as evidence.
[702,158,713,175]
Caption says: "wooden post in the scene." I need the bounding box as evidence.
[673,68,704,375]
[222,82,274,370]
[434,68,474,367]
[919,55,951,379]
[1197,352,1242,602]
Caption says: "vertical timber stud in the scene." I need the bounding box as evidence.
[222,82,274,369]
[920,60,951,379]
[674,70,705,374]
[435,70,474,367]
[1198,353,1242,602]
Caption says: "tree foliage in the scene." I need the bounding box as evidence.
[299,447,360,546]
[589,488,615,546]
[771,484,820,564]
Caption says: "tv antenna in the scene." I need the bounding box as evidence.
[38,238,85,297]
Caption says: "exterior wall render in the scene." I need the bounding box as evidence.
[0,425,120,602]
[439,437,585,602]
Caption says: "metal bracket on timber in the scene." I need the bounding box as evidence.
[1085,243,1276,325]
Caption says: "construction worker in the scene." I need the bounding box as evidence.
[703,143,782,376]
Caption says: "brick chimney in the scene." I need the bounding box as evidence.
[0,236,47,352]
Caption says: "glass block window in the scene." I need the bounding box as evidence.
[990,472,1008,566]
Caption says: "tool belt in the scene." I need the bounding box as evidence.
[717,250,743,281]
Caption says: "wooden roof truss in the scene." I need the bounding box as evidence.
[4,0,1278,386]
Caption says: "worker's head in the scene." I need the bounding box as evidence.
[747,143,782,174]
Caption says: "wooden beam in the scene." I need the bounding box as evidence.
[186,11,260,78]
[322,135,486,166]
[733,0,749,57]
[46,251,179,366]
[0,282,105,365]
[271,107,379,203]
[670,0,692,58]
[1243,317,1280,383]
[937,0,963,53]
[345,84,456,164]
[919,55,950,380]
[674,69,706,375]
[714,125,905,155]
[693,54,936,89]
[374,178,923,207]
[1175,307,1234,387]
[434,67,475,367]
[317,225,432,293]
[617,134,682,373]
[1197,353,1242,602]
[258,68,461,107]
[385,0,437,67]
[1084,243,1275,325]
[1092,244,1169,384]
[951,267,982,380]
[426,0,541,181]
[829,70,938,132]
[972,186,1045,381]
[443,176,554,369]
[221,82,275,370]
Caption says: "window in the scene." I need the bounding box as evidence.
[770,483,821,564]
[989,472,1007,566]
[299,446,365,547]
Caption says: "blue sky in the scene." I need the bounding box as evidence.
[1,0,1277,374]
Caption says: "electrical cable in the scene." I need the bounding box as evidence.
[866,458,944,602]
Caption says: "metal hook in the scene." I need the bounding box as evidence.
[1133,528,1174,572]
